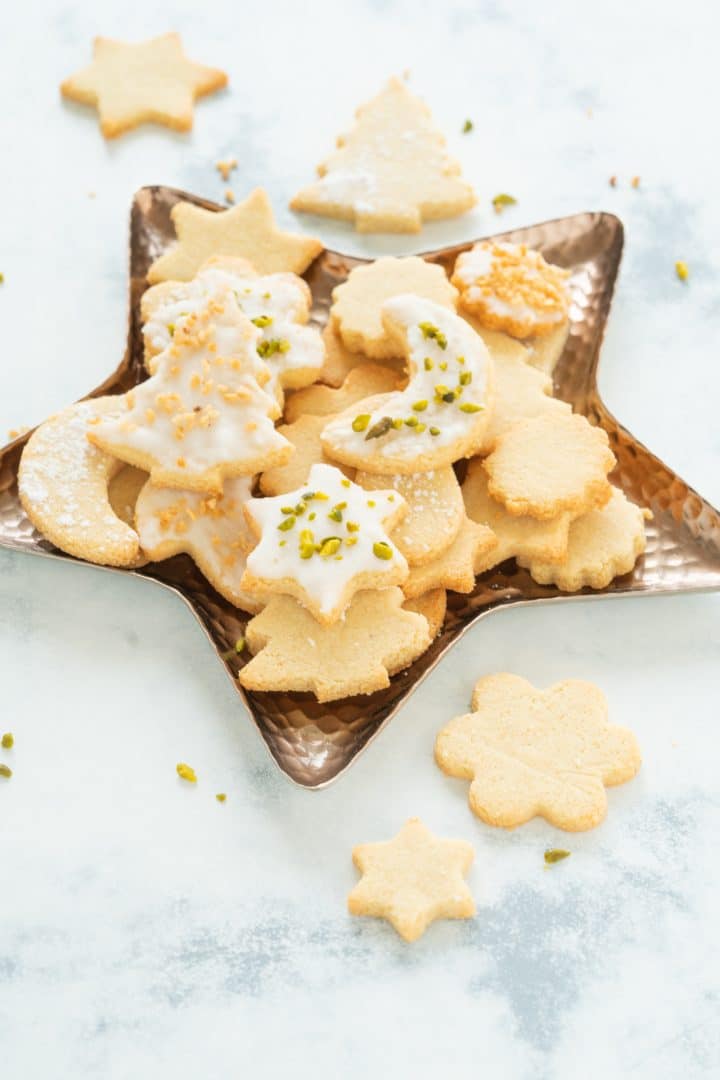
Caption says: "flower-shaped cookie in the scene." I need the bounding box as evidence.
[435,674,641,831]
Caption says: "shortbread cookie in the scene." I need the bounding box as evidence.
[89,296,291,492]
[463,458,572,570]
[478,348,571,453]
[404,589,447,640]
[135,475,262,611]
[484,413,615,520]
[291,77,477,233]
[60,33,227,139]
[356,467,464,567]
[525,320,570,375]
[147,189,323,283]
[258,414,354,497]
[348,818,475,942]
[318,324,373,388]
[284,364,403,425]
[435,673,641,831]
[331,257,457,360]
[321,297,494,475]
[517,487,649,591]
[108,465,148,528]
[402,517,496,599]
[18,398,140,567]
[452,242,571,339]
[464,321,531,367]
[241,464,408,623]
[240,588,430,701]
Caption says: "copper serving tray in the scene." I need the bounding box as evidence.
[2,187,720,789]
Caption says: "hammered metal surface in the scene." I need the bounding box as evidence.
[2,186,719,788]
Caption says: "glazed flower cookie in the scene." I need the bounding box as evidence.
[239,588,431,701]
[88,295,292,492]
[321,297,494,475]
[134,475,262,612]
[241,463,408,624]
[435,673,641,831]
[452,242,571,340]
[283,363,403,425]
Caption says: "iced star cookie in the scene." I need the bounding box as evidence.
[239,588,431,701]
[18,398,140,567]
[452,242,571,339]
[435,674,641,831]
[321,297,494,475]
[356,467,464,567]
[241,464,408,623]
[89,295,291,492]
[283,364,403,425]
[348,818,475,942]
[291,77,477,233]
[147,189,323,283]
[484,413,615,520]
[330,257,458,360]
[402,517,496,599]
[60,33,227,139]
[477,345,571,453]
[517,487,650,591]
[258,414,355,497]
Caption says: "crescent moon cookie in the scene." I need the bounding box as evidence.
[321,297,494,475]
[452,241,571,340]
[88,294,292,493]
[134,475,262,612]
[18,398,140,567]
[240,463,409,624]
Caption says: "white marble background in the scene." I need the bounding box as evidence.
[2,1,720,1077]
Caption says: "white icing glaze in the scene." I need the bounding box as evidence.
[243,463,407,619]
[322,296,492,462]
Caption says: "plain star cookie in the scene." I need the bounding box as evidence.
[283,363,403,425]
[402,516,496,598]
[258,413,355,497]
[241,463,408,623]
[330,257,458,360]
[347,818,475,941]
[291,77,477,233]
[483,413,615,520]
[239,588,430,701]
[18,398,140,567]
[435,673,641,831]
[321,296,494,475]
[517,487,650,591]
[147,189,323,283]
[61,33,227,138]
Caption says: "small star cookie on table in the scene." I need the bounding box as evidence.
[435,673,641,831]
[60,33,227,138]
[348,818,475,941]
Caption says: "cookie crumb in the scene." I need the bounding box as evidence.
[492,193,517,214]
[0,272,4,284]
[225,188,235,204]
[176,762,197,783]
[216,157,237,182]
[0,764,12,779]
[545,848,571,864]
[609,175,617,187]
[88,191,96,199]
[462,118,474,134]
[675,260,689,282]
[631,175,641,188]
[215,792,227,802]
[1,733,14,749]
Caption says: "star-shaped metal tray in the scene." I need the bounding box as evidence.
[2,187,719,788]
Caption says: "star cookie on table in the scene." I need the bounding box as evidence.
[291,77,477,233]
[283,363,403,424]
[348,818,475,942]
[147,189,323,284]
[241,463,408,624]
[60,33,227,139]
[435,673,641,831]
[402,516,496,598]
[239,588,430,701]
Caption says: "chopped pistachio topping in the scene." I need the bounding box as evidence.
[346,521,359,532]
[257,338,290,359]
[299,529,316,559]
[216,793,227,802]
[367,499,376,508]
[352,414,371,432]
[281,506,294,515]
[328,508,343,522]
[235,638,246,654]
[415,423,427,433]
[459,402,483,413]
[345,536,358,547]
[424,357,434,371]
[441,391,456,404]
[373,541,393,560]
[429,426,441,436]
[308,511,316,521]
[262,291,271,299]
[294,502,306,516]
[405,415,419,428]
[412,399,428,412]
[459,371,472,385]
[419,322,447,349]
[439,361,448,371]
[167,323,176,336]
[544,848,571,864]
[0,273,4,284]
[457,355,466,365]
[0,763,12,779]
[1,733,13,749]
[492,193,518,213]
[392,418,404,429]
[462,118,474,133]
[365,416,394,441]
[319,537,342,557]
[176,763,197,783]
[251,314,273,328]
[675,260,689,281]
[434,383,449,397]
[341,478,351,488]
[278,515,296,531]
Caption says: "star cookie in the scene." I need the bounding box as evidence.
[258,414,355,497]
[348,818,475,941]
[239,588,430,701]
[321,297,494,475]
[402,516,496,599]
[60,33,227,139]
[291,77,477,233]
[147,189,323,283]
[435,673,641,831]
[241,463,408,624]
[283,363,403,425]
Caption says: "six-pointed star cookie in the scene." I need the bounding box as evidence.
[60,33,227,138]
[435,673,641,831]
[147,189,323,283]
[348,817,475,941]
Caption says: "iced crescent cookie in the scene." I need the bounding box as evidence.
[283,363,403,425]
[142,256,324,396]
[239,588,431,701]
[435,673,642,831]
[88,294,291,493]
[241,463,408,624]
[134,475,262,611]
[321,297,494,475]
[452,242,571,339]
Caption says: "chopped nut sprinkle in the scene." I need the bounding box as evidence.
[176,763,197,783]
[215,157,237,182]
[675,260,689,282]
[0,764,11,779]
[544,848,571,864]
[1,733,14,749]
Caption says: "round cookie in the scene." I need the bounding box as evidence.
[401,516,496,599]
[403,589,447,640]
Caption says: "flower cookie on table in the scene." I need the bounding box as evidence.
[88,294,291,492]
[321,297,494,475]
[240,463,408,624]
